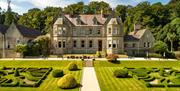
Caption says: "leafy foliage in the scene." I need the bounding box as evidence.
[34,35,51,57]
[152,41,168,54]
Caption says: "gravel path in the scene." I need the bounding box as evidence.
[80,67,100,91]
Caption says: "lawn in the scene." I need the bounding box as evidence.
[0,60,83,91]
[94,61,180,91]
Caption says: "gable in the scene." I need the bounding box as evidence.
[6,23,23,39]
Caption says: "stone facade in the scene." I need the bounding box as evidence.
[0,23,41,58]
[52,14,155,55]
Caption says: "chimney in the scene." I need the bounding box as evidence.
[101,9,103,18]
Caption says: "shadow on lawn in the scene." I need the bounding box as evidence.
[110,61,121,64]
[59,83,82,90]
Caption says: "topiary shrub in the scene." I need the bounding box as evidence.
[57,74,78,89]
[106,54,119,63]
[14,69,20,77]
[52,70,64,78]
[114,69,128,78]
[68,62,78,71]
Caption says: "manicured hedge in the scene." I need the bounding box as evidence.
[0,78,19,87]
[57,74,78,89]
[114,69,129,78]
[52,70,64,78]
[132,68,149,77]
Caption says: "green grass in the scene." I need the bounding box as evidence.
[94,61,180,91]
[0,60,83,91]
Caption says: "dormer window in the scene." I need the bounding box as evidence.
[58,27,66,35]
[76,16,82,25]
[77,20,81,25]
[93,17,98,25]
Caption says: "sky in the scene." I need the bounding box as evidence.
[0,0,170,15]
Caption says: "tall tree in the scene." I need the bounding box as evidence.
[4,0,14,25]
[115,5,128,22]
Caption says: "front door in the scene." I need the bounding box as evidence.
[98,40,102,51]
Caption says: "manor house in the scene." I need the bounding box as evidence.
[52,14,155,55]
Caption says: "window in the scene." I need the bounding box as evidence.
[89,29,92,34]
[63,41,66,48]
[93,17,98,25]
[109,44,111,48]
[144,42,146,47]
[112,40,117,48]
[124,43,128,47]
[93,20,97,25]
[113,27,117,34]
[58,41,61,48]
[89,40,93,48]
[58,27,63,35]
[108,28,111,34]
[73,40,77,47]
[97,30,101,34]
[58,27,65,34]
[16,39,20,44]
[113,44,116,48]
[76,18,81,25]
[147,42,150,47]
[81,40,85,48]
[108,40,112,48]
[133,43,136,48]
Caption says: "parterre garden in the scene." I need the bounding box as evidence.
[0,60,82,91]
[0,67,52,87]
[94,61,180,91]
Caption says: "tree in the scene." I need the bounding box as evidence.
[64,1,84,14]
[167,33,176,52]
[34,35,51,57]
[152,41,168,54]
[115,5,128,22]
[15,44,27,57]
[18,8,45,33]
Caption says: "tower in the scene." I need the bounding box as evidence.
[106,15,124,54]
[7,0,11,12]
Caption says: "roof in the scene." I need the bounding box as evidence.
[124,29,147,42]
[15,25,41,37]
[0,25,8,34]
[64,14,107,26]
[129,29,146,39]
[124,35,139,42]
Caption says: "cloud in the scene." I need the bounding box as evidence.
[0,0,170,15]
[0,0,22,10]
[16,0,82,8]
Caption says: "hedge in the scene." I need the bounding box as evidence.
[0,78,19,87]
[52,70,64,78]
[113,69,129,78]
